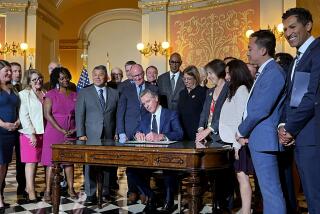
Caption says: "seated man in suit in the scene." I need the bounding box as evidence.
[134,89,184,212]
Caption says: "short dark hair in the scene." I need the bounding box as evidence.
[226,59,253,100]
[10,62,21,67]
[250,30,276,57]
[50,67,72,89]
[204,59,226,79]
[183,65,200,86]
[275,52,294,74]
[282,8,313,26]
[125,60,136,67]
[223,56,237,62]
[93,65,108,74]
[140,88,159,99]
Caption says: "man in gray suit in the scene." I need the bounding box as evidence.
[76,65,119,203]
[157,52,185,110]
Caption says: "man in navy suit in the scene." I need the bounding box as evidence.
[279,8,320,214]
[236,30,287,214]
[116,64,157,142]
[134,89,183,212]
[116,64,158,203]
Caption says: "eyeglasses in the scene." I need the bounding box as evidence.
[169,60,181,64]
[31,77,43,82]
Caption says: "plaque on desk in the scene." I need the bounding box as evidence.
[125,140,177,145]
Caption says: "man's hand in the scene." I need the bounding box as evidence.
[78,136,88,141]
[145,132,164,142]
[235,132,248,145]
[278,126,294,145]
[195,128,211,142]
[135,132,146,141]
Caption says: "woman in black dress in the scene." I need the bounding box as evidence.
[0,60,20,209]
[177,65,206,140]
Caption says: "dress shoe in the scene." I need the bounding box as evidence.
[159,201,174,213]
[85,195,97,204]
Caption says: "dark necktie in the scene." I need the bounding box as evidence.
[291,51,302,81]
[138,84,143,96]
[151,114,158,133]
[99,89,106,109]
[170,74,175,92]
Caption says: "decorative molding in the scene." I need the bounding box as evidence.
[36,3,62,30]
[78,8,141,41]
[59,39,84,50]
[0,1,28,13]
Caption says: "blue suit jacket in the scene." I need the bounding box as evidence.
[283,38,320,147]
[238,60,286,152]
[116,82,158,140]
[138,108,184,141]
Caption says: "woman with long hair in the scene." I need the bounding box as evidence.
[0,60,20,209]
[219,59,254,214]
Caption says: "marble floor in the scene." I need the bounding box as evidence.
[2,158,308,214]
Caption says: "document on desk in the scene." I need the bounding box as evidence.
[125,141,177,145]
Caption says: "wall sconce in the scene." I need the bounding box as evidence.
[245,23,284,39]
[0,42,28,56]
[136,41,170,56]
[268,23,284,39]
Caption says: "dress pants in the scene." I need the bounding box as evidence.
[84,165,112,197]
[250,150,286,214]
[295,146,320,214]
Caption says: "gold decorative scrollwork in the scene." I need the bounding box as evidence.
[169,0,259,67]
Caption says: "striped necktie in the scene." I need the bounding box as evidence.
[99,89,106,109]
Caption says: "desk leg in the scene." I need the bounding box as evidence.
[187,169,201,214]
[96,168,103,209]
[52,163,62,214]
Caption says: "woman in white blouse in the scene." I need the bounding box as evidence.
[219,59,254,214]
[19,69,45,202]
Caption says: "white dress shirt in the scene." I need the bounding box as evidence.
[94,85,106,102]
[150,105,162,133]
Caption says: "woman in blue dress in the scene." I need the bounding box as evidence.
[0,60,20,209]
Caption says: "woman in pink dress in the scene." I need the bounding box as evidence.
[41,67,77,202]
[19,69,46,202]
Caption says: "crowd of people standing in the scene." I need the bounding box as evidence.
[0,7,319,214]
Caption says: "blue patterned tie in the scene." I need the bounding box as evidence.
[99,89,106,109]
[151,114,158,133]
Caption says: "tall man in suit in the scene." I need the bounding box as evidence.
[278,8,320,214]
[135,89,184,212]
[76,65,119,203]
[236,30,287,214]
[157,52,185,110]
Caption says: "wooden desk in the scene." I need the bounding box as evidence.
[52,140,231,214]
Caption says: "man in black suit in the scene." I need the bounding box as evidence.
[107,67,123,89]
[146,65,158,85]
[157,53,185,110]
[279,8,320,214]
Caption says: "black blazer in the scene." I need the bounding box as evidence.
[198,83,229,138]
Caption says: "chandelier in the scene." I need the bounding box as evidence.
[0,42,28,56]
[136,41,170,56]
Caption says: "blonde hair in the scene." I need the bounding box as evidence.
[22,69,44,90]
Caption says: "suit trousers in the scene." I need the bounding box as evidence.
[15,138,26,193]
[295,146,320,214]
[84,165,112,197]
[250,150,286,214]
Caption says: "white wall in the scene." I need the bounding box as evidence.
[87,19,141,78]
